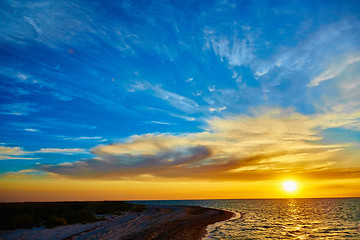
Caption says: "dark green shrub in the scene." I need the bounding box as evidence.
[46,216,67,228]
[0,201,142,230]
[7,214,34,229]
[131,204,146,213]
[68,209,96,224]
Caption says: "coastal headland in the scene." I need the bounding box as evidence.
[0,202,234,240]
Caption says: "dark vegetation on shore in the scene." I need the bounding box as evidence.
[0,201,145,230]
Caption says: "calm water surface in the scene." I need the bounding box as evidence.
[131,198,360,239]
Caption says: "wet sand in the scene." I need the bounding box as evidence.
[1,205,234,240]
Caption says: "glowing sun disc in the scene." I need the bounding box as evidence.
[283,181,297,192]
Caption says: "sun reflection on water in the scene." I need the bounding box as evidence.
[282,199,310,239]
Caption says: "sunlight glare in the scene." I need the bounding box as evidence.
[283,181,297,192]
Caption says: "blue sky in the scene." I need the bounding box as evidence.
[1,0,360,185]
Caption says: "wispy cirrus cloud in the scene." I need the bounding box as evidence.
[145,108,196,122]
[209,106,226,113]
[128,81,201,114]
[62,136,107,142]
[308,54,360,87]
[8,120,96,131]
[0,103,40,116]
[37,108,360,181]
[150,85,200,113]
[0,146,88,160]
[24,128,39,132]
[204,30,254,67]
[147,121,176,125]
[0,68,56,89]
[0,1,96,48]
[35,148,87,154]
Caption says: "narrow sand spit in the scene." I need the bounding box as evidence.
[0,205,234,240]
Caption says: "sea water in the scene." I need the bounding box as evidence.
[130,198,360,239]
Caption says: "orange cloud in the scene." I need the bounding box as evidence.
[36,108,360,181]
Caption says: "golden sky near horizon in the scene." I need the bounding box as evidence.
[1,176,360,202]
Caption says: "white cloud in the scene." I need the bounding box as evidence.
[127,82,149,92]
[169,113,196,122]
[0,103,39,116]
[24,16,42,36]
[0,146,27,156]
[146,108,196,122]
[147,121,175,125]
[36,148,87,154]
[0,156,39,160]
[192,90,203,96]
[64,136,107,142]
[0,1,97,48]
[128,82,200,114]
[74,136,102,140]
[209,106,226,113]
[0,146,35,160]
[255,69,269,77]
[51,92,73,101]
[0,146,88,160]
[9,121,96,132]
[25,128,39,132]
[208,85,215,92]
[1,169,46,178]
[250,21,359,90]
[308,54,360,87]
[16,73,29,81]
[204,31,254,67]
[151,85,200,113]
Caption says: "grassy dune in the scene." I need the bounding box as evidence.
[0,201,145,230]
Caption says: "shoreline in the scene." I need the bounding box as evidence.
[202,209,241,240]
[0,205,235,240]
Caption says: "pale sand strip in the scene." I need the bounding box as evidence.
[1,205,234,240]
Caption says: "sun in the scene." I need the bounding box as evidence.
[283,181,298,192]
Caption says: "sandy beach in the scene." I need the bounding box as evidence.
[0,205,234,240]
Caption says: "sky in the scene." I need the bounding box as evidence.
[1,0,360,201]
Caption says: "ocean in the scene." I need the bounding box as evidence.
[130,198,360,239]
